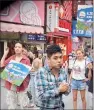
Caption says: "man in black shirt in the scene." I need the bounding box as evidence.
[86,62,93,109]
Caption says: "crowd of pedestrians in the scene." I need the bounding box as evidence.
[0,41,93,110]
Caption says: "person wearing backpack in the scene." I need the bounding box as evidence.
[69,48,92,110]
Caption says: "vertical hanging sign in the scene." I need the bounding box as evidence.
[46,3,55,32]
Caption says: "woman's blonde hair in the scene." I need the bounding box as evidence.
[76,48,85,54]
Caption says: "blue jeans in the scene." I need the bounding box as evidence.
[71,78,86,90]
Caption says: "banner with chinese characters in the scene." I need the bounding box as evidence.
[1,60,31,86]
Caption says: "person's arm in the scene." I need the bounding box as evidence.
[35,70,60,100]
[68,71,72,84]
[87,63,93,80]
[88,69,92,80]
[33,59,40,70]
[62,69,71,95]
[84,63,93,82]
[25,58,31,66]
[0,48,10,67]
[20,57,31,87]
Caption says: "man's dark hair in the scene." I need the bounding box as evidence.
[14,41,25,48]
[46,45,62,58]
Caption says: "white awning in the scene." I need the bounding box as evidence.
[0,22,44,34]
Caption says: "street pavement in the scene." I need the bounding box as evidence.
[1,79,92,110]
[0,79,39,110]
[63,86,89,109]
[1,86,39,110]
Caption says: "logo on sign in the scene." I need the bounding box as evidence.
[49,5,52,9]
[79,11,86,19]
[77,5,93,22]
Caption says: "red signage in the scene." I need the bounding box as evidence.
[47,2,72,33]
[59,19,71,32]
[49,5,52,9]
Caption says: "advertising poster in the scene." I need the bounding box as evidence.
[72,20,92,37]
[1,60,31,86]
[0,1,45,26]
[77,5,93,22]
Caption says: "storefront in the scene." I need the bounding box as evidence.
[0,0,45,57]
[20,34,46,52]
[46,1,72,62]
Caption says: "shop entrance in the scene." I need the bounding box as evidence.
[23,42,44,53]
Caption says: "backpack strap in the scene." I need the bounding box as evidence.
[72,58,77,69]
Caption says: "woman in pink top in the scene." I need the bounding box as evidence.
[0,42,31,109]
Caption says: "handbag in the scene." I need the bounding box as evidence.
[62,101,65,108]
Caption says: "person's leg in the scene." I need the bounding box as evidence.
[71,79,78,110]
[72,89,78,110]
[78,80,86,110]
[88,92,93,109]
[6,90,17,109]
[80,90,86,110]
[17,90,29,109]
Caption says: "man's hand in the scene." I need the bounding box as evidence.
[58,83,69,93]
